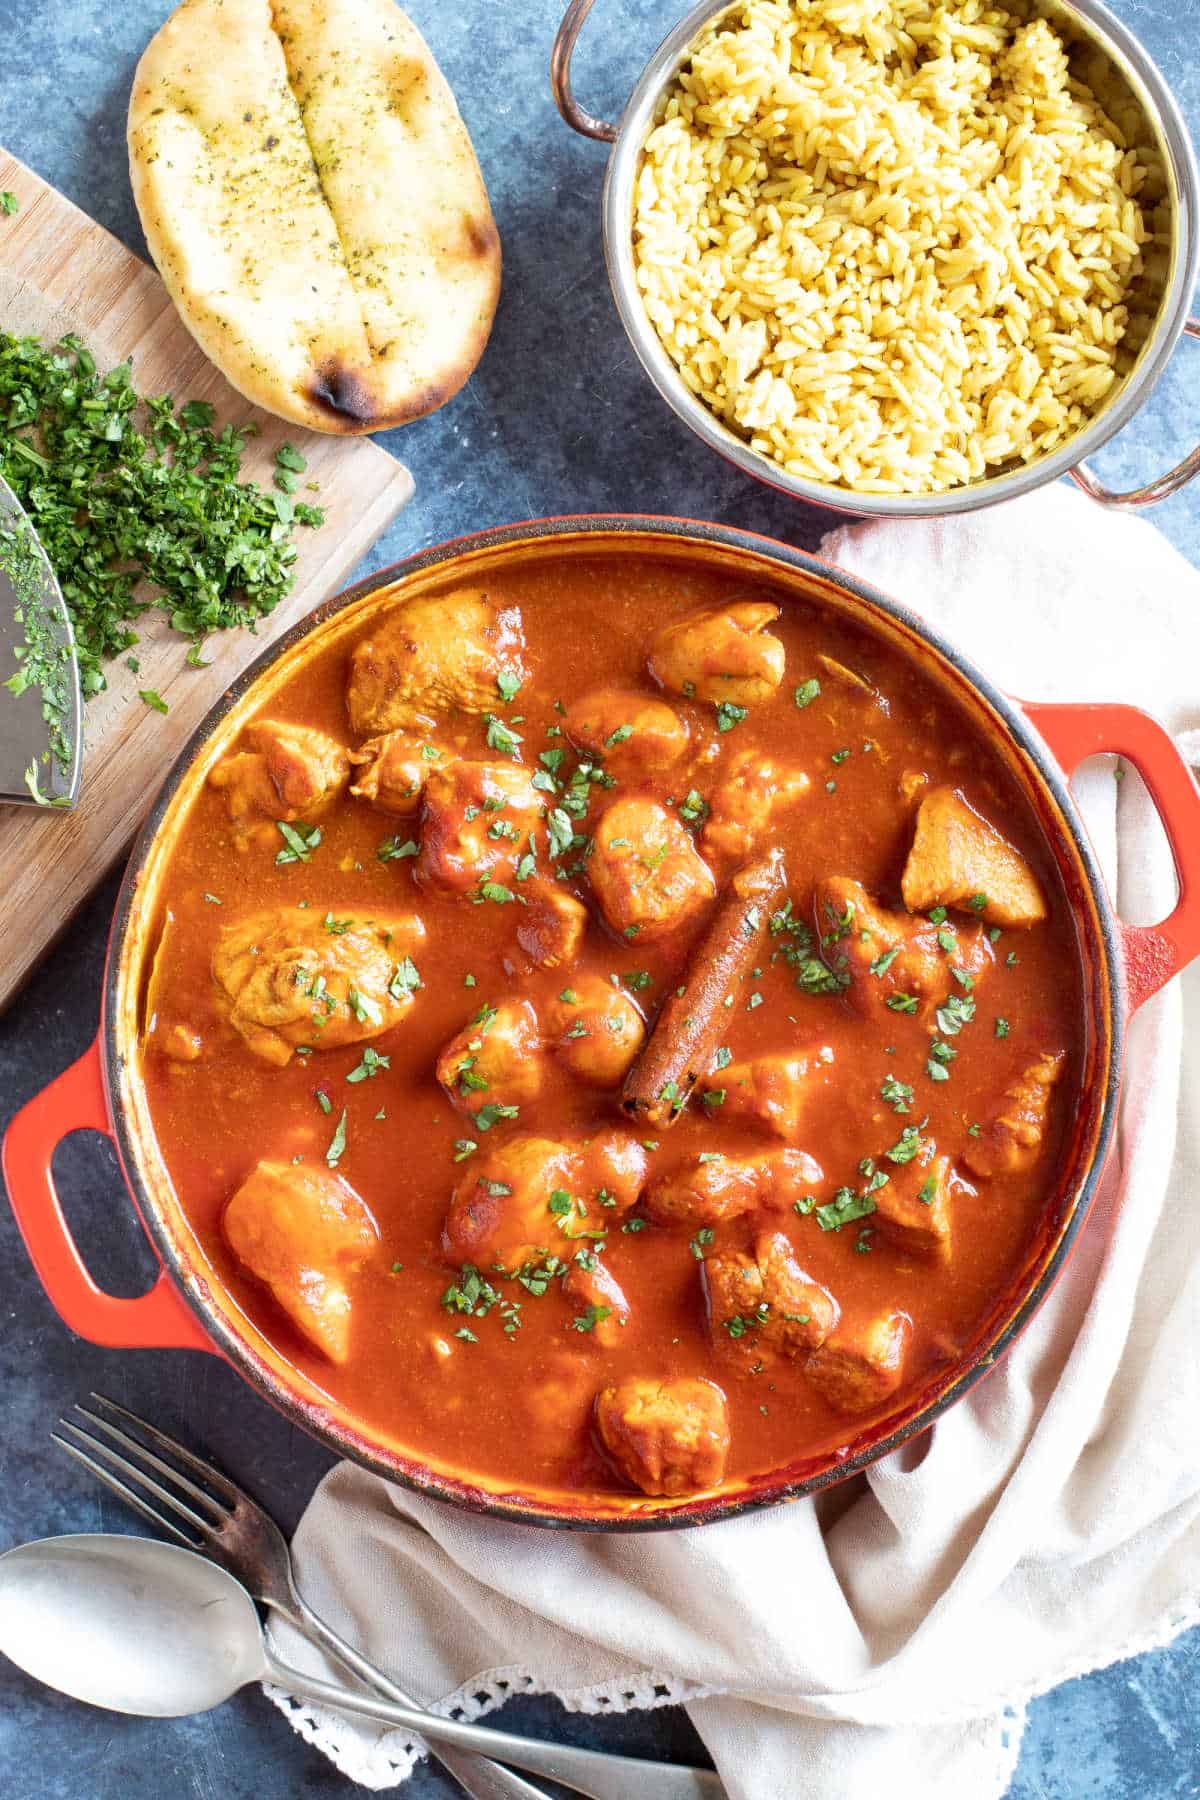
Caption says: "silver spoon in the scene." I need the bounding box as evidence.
[0,1535,722,1800]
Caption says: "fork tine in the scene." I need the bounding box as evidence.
[71,1403,228,1522]
[56,1420,217,1539]
[88,1392,242,1506]
[52,1433,198,1549]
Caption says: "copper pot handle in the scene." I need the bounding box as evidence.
[551,0,619,141]
[1069,318,1200,506]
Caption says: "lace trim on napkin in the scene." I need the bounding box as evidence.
[264,1664,715,1791]
[263,1590,1200,1792]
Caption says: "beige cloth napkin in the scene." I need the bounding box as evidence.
[267,482,1200,1797]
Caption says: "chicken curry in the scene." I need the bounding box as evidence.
[139,556,1079,1505]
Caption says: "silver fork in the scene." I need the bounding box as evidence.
[53,1394,556,1800]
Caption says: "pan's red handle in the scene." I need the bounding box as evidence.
[1,1038,214,1352]
[1024,701,1200,1013]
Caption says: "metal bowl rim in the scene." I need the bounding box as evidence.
[600,0,1200,518]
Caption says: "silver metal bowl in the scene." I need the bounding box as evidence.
[552,0,1200,516]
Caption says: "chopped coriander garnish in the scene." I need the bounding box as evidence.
[968,892,989,912]
[604,724,634,747]
[816,1184,882,1232]
[885,1126,923,1165]
[546,808,574,858]
[570,1304,613,1333]
[917,1175,938,1205]
[497,670,522,702]
[0,192,19,216]
[275,821,321,865]
[794,678,820,708]
[325,1109,348,1167]
[831,747,850,765]
[715,701,748,733]
[869,947,900,977]
[378,836,419,862]
[315,1089,332,1115]
[885,992,919,1014]
[453,1139,477,1162]
[346,1046,389,1083]
[714,1046,733,1070]
[678,788,709,826]
[474,881,516,905]
[995,1017,1010,1038]
[387,958,421,1000]
[689,1228,715,1261]
[622,970,652,991]
[474,1102,519,1131]
[0,338,323,698]
[484,714,522,757]
[880,1074,913,1114]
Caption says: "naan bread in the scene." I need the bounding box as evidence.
[127,0,501,434]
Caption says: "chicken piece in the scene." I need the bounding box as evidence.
[703,1230,838,1368]
[701,751,811,865]
[871,1145,954,1257]
[584,1129,651,1214]
[758,1148,828,1210]
[645,1148,824,1227]
[544,974,646,1088]
[417,761,543,896]
[815,877,993,1020]
[348,730,441,814]
[514,887,589,971]
[347,588,527,735]
[436,999,544,1117]
[590,797,716,945]
[699,1053,813,1140]
[963,1051,1066,1178]
[902,787,1047,928]
[212,907,426,1066]
[209,720,349,845]
[563,688,689,777]
[648,602,785,706]
[442,1131,648,1270]
[805,1311,912,1415]
[563,1260,630,1349]
[223,1160,379,1364]
[595,1376,730,1497]
[443,1135,574,1271]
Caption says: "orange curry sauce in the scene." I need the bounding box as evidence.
[139,556,1080,1502]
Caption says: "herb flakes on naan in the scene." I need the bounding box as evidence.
[128,0,501,435]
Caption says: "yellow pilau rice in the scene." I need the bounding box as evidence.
[633,0,1151,495]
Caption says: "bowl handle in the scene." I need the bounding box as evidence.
[1,1038,215,1352]
[1069,319,1200,507]
[551,0,618,141]
[1024,700,1200,1012]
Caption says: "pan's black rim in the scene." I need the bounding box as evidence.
[101,513,1125,1532]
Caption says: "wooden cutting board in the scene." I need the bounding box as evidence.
[0,149,415,1010]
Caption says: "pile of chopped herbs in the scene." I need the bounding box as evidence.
[0,331,323,698]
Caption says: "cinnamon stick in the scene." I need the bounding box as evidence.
[621,851,786,1128]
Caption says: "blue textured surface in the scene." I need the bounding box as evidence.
[0,3,1197,1797]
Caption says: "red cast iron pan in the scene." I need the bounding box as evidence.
[5,515,1200,1528]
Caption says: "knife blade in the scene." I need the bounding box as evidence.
[0,472,82,808]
